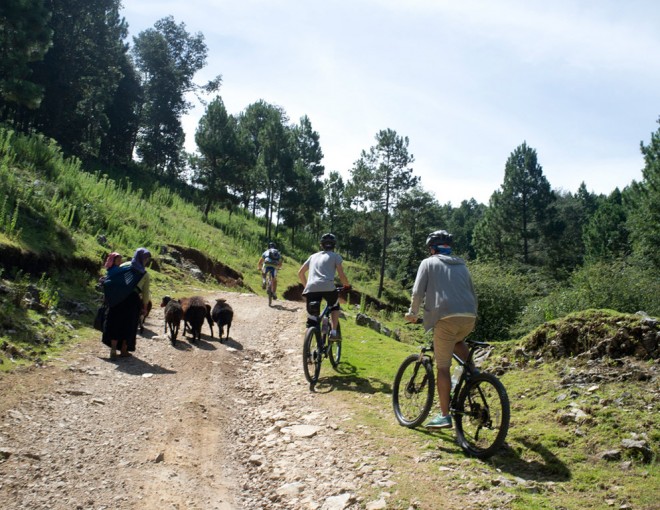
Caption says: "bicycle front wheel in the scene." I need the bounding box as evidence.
[328,322,342,368]
[392,354,435,428]
[454,372,510,459]
[302,327,322,385]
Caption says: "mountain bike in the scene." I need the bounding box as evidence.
[302,288,345,388]
[392,338,510,459]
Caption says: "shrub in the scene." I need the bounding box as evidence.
[470,262,542,341]
[516,258,660,334]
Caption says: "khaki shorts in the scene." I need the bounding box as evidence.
[433,316,476,368]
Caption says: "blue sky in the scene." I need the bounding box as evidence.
[121,0,660,205]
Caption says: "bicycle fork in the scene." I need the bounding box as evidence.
[407,354,431,395]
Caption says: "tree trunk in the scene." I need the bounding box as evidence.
[203,198,212,220]
[378,173,392,299]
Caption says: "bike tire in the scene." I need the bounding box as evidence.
[266,275,273,307]
[454,372,510,459]
[328,322,342,368]
[302,327,322,385]
[392,353,435,428]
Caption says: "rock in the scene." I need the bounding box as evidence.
[321,493,353,510]
[65,390,91,396]
[366,498,388,510]
[621,438,653,463]
[276,482,304,497]
[599,450,621,461]
[280,424,321,438]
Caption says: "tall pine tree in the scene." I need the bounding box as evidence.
[474,142,555,264]
[350,128,417,298]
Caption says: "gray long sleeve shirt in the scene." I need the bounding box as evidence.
[408,254,478,332]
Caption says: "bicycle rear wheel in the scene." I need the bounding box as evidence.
[267,276,273,307]
[392,353,435,428]
[328,322,342,368]
[454,372,510,459]
[302,327,322,385]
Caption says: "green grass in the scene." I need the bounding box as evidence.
[314,316,659,509]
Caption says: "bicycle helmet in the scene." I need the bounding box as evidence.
[425,229,453,248]
[320,233,337,250]
[268,241,276,249]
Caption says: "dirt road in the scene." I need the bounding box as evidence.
[0,292,396,509]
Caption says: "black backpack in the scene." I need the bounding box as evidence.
[266,249,281,263]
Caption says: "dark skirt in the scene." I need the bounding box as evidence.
[102,292,141,352]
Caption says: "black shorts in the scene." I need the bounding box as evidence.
[304,290,340,317]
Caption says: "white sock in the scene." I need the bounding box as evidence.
[330,329,337,336]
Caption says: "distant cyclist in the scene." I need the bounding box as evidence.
[298,233,350,340]
[258,242,283,300]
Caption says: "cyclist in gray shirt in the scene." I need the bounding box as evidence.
[405,230,477,430]
[298,233,350,339]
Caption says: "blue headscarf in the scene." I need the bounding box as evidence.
[432,245,452,256]
[131,247,151,274]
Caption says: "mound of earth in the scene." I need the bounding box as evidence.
[524,309,659,361]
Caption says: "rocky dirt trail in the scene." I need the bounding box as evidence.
[0,292,400,510]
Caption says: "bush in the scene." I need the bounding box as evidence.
[470,262,542,341]
[516,258,660,334]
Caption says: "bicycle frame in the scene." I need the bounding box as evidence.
[449,340,490,413]
[308,301,333,344]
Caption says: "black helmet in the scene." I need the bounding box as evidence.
[320,233,337,249]
[426,230,453,248]
[268,241,276,249]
